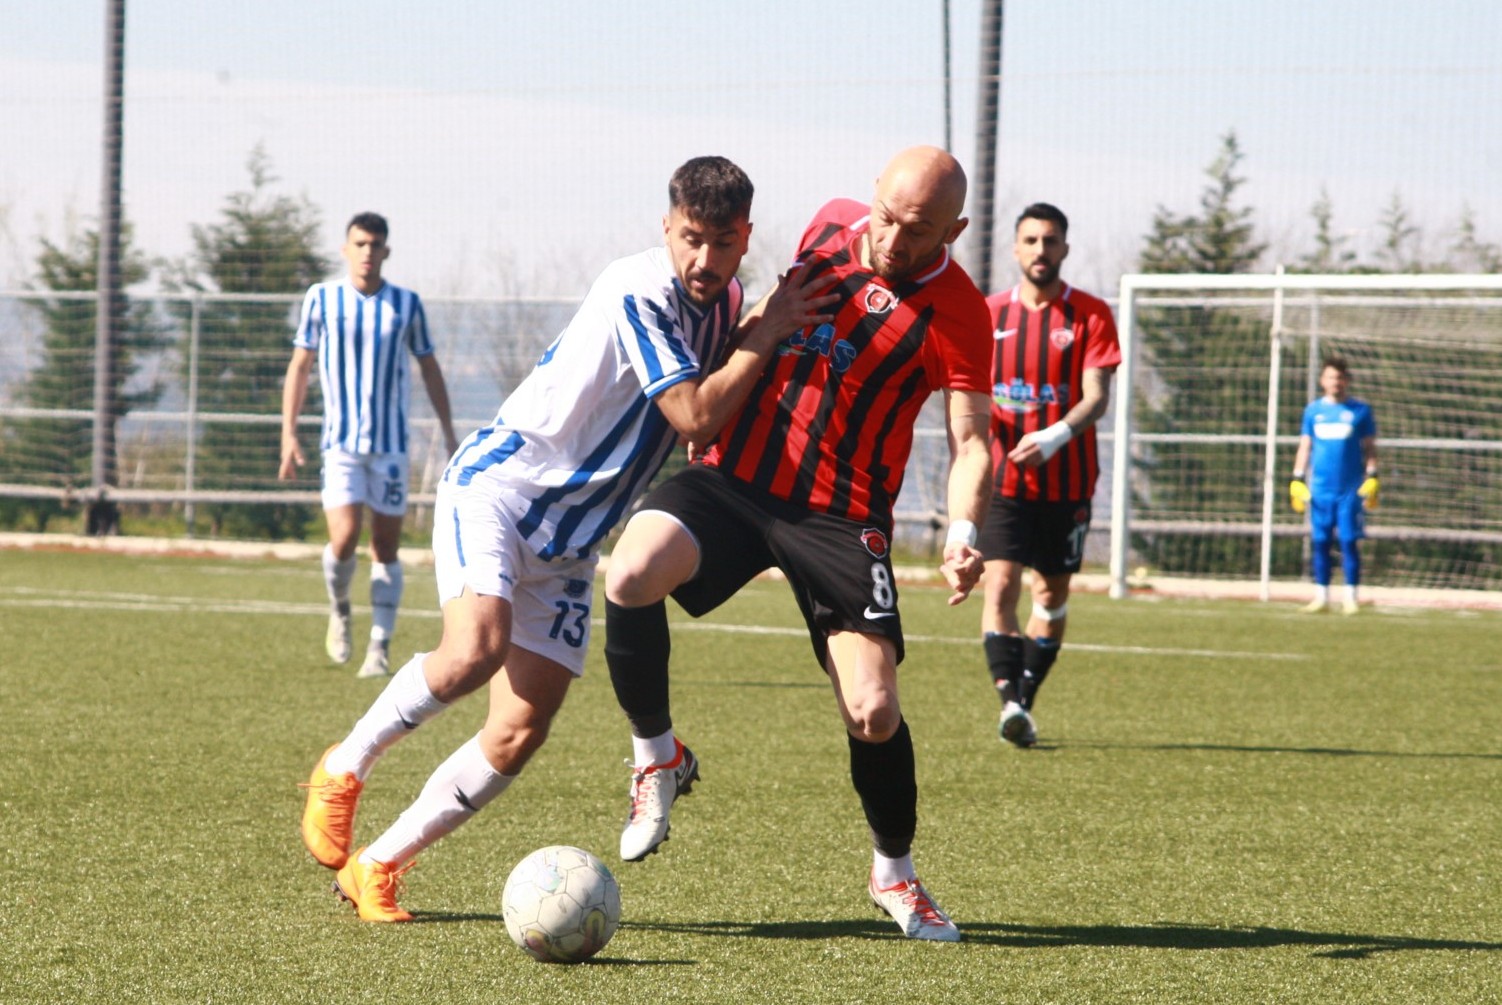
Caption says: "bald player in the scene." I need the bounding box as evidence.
[602,146,994,941]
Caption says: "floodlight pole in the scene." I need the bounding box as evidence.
[971,0,1004,293]
[942,0,952,153]
[92,0,126,520]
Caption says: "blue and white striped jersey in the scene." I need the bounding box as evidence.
[294,279,436,455]
[445,246,744,561]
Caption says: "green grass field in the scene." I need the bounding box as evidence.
[2,547,1499,1004]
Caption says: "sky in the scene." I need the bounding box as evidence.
[2,1,1500,298]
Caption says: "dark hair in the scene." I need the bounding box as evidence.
[668,157,754,228]
[1322,355,1351,376]
[346,212,389,241]
[1015,202,1068,237]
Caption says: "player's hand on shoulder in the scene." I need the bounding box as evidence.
[940,543,983,606]
[740,267,839,353]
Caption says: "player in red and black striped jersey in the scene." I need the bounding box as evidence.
[604,147,993,941]
[977,203,1121,747]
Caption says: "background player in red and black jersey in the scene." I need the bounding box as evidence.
[977,203,1121,748]
[603,147,993,941]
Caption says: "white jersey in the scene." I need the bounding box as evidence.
[445,246,744,561]
[294,279,436,455]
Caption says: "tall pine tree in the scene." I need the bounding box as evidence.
[164,146,331,538]
[0,224,159,530]
[1133,131,1273,575]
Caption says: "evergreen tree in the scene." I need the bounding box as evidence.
[1133,131,1276,575]
[164,146,331,538]
[0,224,158,530]
[1447,205,1502,273]
[1373,192,1422,273]
[1297,189,1358,274]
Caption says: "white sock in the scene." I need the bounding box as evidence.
[323,544,357,613]
[370,561,403,644]
[871,850,916,888]
[326,654,447,781]
[632,730,677,768]
[363,735,513,865]
[1344,583,1359,603]
[1313,584,1330,604]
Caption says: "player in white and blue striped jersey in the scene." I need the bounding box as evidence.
[280,213,459,679]
[299,158,836,921]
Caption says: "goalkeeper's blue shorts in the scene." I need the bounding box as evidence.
[1309,490,1366,545]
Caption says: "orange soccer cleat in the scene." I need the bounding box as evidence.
[334,848,415,923]
[299,745,362,869]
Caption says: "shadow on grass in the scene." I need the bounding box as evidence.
[624,918,1502,960]
[1064,739,1502,762]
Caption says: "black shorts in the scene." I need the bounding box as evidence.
[977,495,1091,576]
[635,464,905,666]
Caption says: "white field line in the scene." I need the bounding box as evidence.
[0,586,1309,662]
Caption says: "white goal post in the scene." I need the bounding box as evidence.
[1108,272,1502,600]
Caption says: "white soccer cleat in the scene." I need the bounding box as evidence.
[1342,598,1360,616]
[869,873,960,942]
[326,612,353,664]
[355,644,390,679]
[619,740,699,862]
[999,700,1037,748]
[1300,598,1329,614]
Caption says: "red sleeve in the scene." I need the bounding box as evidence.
[926,280,993,394]
[1079,293,1122,371]
[797,199,869,256]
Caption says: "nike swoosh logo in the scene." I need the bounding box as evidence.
[994,328,1017,340]
[863,606,897,620]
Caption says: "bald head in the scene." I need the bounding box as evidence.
[864,146,970,281]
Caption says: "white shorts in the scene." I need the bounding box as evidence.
[321,450,410,516]
[432,478,598,676]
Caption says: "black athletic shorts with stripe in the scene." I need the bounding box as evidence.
[978,495,1092,576]
[634,464,905,667]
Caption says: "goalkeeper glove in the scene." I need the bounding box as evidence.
[1289,477,1311,514]
[1358,475,1380,510]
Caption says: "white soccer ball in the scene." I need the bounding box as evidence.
[501,845,621,963]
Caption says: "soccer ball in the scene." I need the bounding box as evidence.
[501,845,621,963]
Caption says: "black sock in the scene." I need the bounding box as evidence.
[983,633,1024,705]
[848,718,917,859]
[604,599,673,738]
[1019,637,1061,711]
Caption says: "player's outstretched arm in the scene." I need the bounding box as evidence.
[939,389,992,606]
[279,347,316,480]
[654,268,838,446]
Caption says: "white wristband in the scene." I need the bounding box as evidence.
[946,519,978,549]
[1032,420,1074,462]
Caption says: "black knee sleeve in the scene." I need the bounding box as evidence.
[1019,637,1061,710]
[604,599,673,738]
[848,718,917,859]
[983,633,1025,688]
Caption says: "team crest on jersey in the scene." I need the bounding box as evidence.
[860,528,889,559]
[863,285,899,315]
[1049,327,1075,350]
[564,578,589,599]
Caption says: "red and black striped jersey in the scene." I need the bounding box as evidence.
[988,284,1121,502]
[701,199,992,528]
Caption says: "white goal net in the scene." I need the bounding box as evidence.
[1107,272,1502,599]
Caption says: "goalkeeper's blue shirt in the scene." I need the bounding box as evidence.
[1301,396,1376,498]
[294,279,436,455]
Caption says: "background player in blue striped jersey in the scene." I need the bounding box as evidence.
[280,213,460,679]
[1289,357,1379,614]
[298,157,836,922]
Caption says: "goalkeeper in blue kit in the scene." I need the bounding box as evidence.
[1289,357,1379,614]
